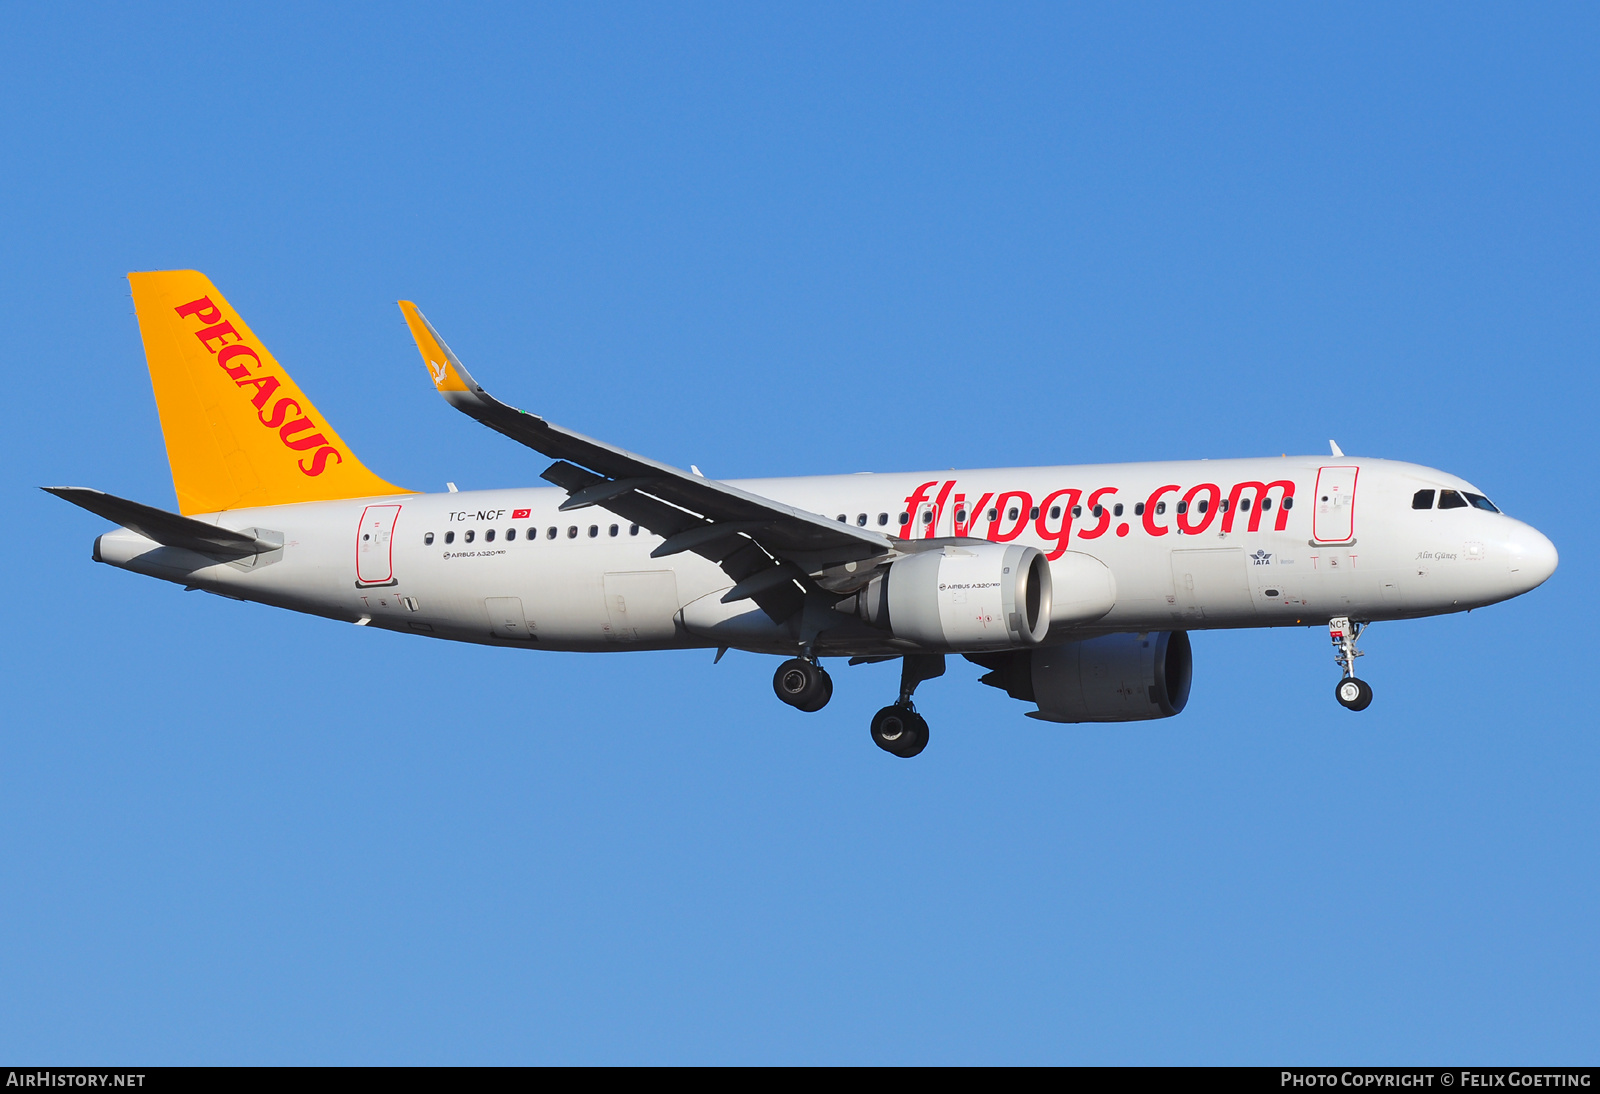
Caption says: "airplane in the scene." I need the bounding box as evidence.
[48,270,1559,758]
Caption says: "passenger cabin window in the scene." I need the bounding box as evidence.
[1412,489,1435,509]
[485,529,495,542]
[567,526,578,538]
[1154,501,1165,515]
[527,527,537,540]
[836,514,846,523]
[1240,497,1251,510]
[1134,502,1145,516]
[505,528,516,541]
[1283,497,1293,510]
[547,527,557,540]
[1007,507,1020,520]
[424,532,435,545]
[1464,493,1499,513]
[1049,506,1061,519]
[1261,498,1272,511]
[899,513,910,526]
[955,508,967,523]
[1113,503,1124,517]
[630,524,640,535]
[857,514,867,526]
[987,508,998,521]
[1438,490,1468,510]
[444,531,455,544]
[588,525,599,538]
[877,513,888,526]
[1176,501,1188,514]
[1072,505,1082,518]
[1030,506,1039,520]
[921,510,933,525]
[464,530,475,543]
[1091,505,1103,518]
[609,524,619,536]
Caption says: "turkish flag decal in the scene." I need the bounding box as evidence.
[513,508,531,520]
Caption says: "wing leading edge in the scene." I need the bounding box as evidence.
[397,302,893,622]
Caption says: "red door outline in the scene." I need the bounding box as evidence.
[356,504,402,586]
[1312,466,1359,543]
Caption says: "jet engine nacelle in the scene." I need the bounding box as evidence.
[970,631,1192,722]
[858,543,1052,650]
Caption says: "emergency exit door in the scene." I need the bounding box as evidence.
[1312,466,1359,543]
[355,504,402,586]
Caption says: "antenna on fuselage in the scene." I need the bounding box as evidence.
[1329,440,1345,458]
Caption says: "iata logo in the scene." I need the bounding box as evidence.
[1251,550,1273,565]
[174,296,344,477]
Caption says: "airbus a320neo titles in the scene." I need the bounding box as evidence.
[50,271,1558,757]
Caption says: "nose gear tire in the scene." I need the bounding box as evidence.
[1335,677,1373,711]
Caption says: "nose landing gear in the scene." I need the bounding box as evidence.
[1329,616,1373,711]
[870,654,944,758]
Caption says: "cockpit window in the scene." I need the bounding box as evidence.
[1464,492,1499,513]
[1412,489,1435,510]
[1438,489,1468,510]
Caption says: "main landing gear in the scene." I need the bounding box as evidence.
[773,656,833,712]
[771,651,944,758]
[1329,616,1373,711]
[870,654,945,759]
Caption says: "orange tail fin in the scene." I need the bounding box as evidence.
[129,270,409,514]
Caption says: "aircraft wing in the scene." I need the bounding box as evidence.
[398,302,894,621]
[43,487,275,559]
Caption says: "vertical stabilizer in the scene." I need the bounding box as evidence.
[129,270,409,514]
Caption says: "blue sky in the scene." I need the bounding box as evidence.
[2,3,1595,1063]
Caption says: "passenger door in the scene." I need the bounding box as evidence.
[1312,466,1359,544]
[355,504,402,587]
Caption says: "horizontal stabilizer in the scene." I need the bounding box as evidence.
[43,487,273,559]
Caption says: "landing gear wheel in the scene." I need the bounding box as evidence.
[773,658,832,711]
[795,672,833,713]
[870,705,929,758]
[1335,677,1373,711]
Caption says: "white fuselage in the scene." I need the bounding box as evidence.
[92,456,1557,655]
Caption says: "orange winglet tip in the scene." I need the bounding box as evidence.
[398,301,474,393]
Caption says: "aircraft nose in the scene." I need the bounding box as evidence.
[1507,522,1558,591]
